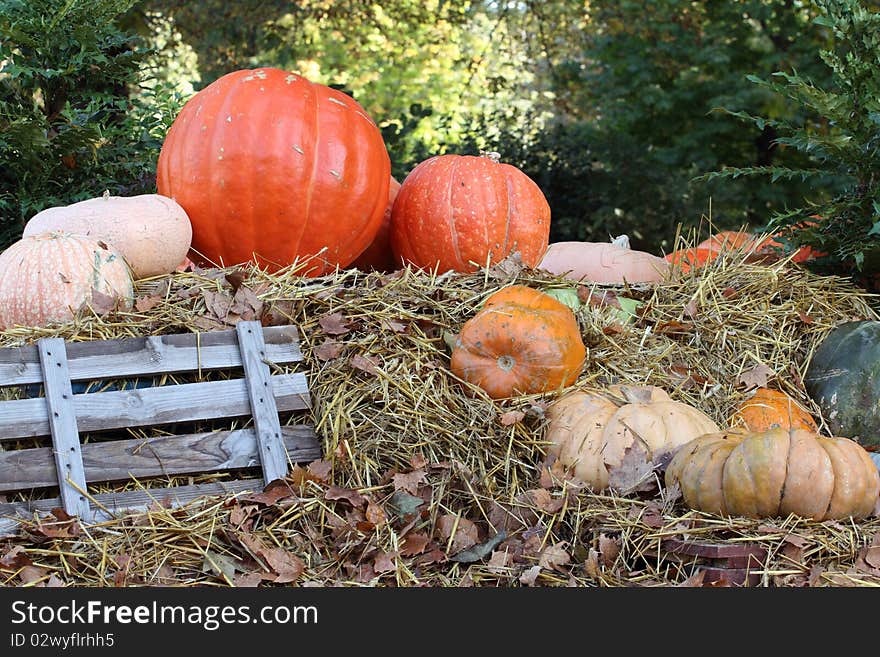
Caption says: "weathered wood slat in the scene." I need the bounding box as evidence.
[0,373,311,440]
[0,325,302,386]
[0,478,267,537]
[37,339,90,518]
[237,322,288,485]
[0,425,320,491]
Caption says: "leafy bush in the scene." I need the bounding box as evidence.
[706,0,880,284]
[0,0,181,249]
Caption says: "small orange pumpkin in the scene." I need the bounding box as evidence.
[450,285,586,399]
[731,388,818,433]
[697,231,759,254]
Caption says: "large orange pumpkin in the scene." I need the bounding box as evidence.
[156,67,390,275]
[450,285,585,399]
[350,177,401,272]
[0,232,133,330]
[391,153,550,273]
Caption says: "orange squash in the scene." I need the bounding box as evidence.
[450,285,586,398]
[697,231,759,253]
[731,388,818,433]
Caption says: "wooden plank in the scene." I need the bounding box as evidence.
[0,373,311,441]
[237,321,288,485]
[0,425,320,491]
[37,339,90,519]
[0,478,267,538]
[0,325,302,386]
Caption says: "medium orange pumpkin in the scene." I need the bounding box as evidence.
[731,388,818,433]
[350,177,401,272]
[450,285,585,399]
[391,153,550,273]
[156,67,390,275]
[0,232,133,330]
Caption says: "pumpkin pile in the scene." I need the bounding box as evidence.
[2,66,880,587]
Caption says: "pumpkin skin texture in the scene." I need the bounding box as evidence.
[350,177,401,272]
[804,320,880,448]
[23,194,192,279]
[0,232,134,330]
[390,154,550,273]
[545,385,721,491]
[664,247,718,273]
[539,240,670,284]
[697,231,758,253]
[666,428,880,520]
[450,286,585,399]
[156,67,390,275]
[731,388,818,433]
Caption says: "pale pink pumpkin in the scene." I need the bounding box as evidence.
[0,232,134,330]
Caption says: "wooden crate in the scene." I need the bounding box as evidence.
[0,321,320,537]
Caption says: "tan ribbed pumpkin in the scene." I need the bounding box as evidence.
[665,428,880,520]
[23,193,192,279]
[544,385,720,490]
[0,232,134,330]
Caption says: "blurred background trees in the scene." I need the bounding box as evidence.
[2,0,878,270]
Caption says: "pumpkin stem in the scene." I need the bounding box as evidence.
[611,234,631,249]
[497,354,516,372]
[479,150,501,163]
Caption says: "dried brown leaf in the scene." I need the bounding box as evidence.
[18,565,48,585]
[392,470,426,495]
[380,318,408,333]
[599,534,620,567]
[241,480,298,505]
[519,565,542,586]
[499,410,525,426]
[307,459,332,482]
[315,339,345,361]
[325,485,367,508]
[351,353,380,375]
[135,295,162,312]
[365,502,387,526]
[437,515,479,554]
[89,289,120,315]
[737,363,775,391]
[538,542,570,571]
[401,532,430,557]
[487,550,513,574]
[373,551,398,573]
[607,443,656,494]
[319,312,351,336]
[233,573,262,588]
[584,549,601,578]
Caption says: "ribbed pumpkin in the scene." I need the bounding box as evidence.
[156,67,390,275]
[0,232,134,330]
[450,285,585,399]
[538,235,670,284]
[350,177,401,272]
[731,388,818,433]
[666,428,880,520]
[391,153,550,273]
[545,385,720,491]
[23,193,192,279]
[805,320,880,448]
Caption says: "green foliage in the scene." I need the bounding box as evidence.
[705,0,880,283]
[0,0,181,248]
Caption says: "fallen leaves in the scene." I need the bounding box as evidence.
[736,363,776,391]
[318,312,351,336]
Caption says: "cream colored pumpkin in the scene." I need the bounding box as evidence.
[23,193,192,278]
[0,232,134,330]
[545,385,720,490]
[538,235,671,284]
